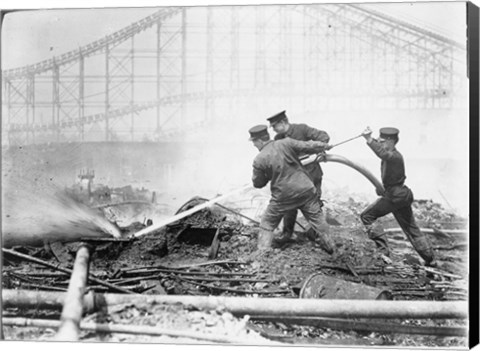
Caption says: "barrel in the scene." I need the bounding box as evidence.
[300,273,392,300]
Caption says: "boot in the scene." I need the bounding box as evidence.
[304,226,317,241]
[257,229,274,250]
[365,225,390,256]
[316,232,335,255]
[372,236,390,257]
[277,211,296,243]
[272,231,291,248]
[418,248,436,267]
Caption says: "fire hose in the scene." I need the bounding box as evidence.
[298,127,383,193]
[132,153,382,238]
[301,153,384,195]
[132,130,379,238]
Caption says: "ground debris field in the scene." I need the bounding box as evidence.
[2,185,469,347]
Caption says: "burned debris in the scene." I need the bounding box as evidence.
[1,178,469,346]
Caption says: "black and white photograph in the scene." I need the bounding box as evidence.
[1,0,478,349]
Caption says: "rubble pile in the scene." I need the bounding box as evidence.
[412,200,463,226]
[79,301,270,344]
[2,185,469,347]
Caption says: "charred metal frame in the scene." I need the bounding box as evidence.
[205,7,214,122]
[1,5,466,145]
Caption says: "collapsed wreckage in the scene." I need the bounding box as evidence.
[1,156,469,347]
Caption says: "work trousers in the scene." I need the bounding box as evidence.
[360,196,434,263]
[257,192,333,254]
[280,179,324,240]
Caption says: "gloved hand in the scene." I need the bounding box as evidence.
[320,141,333,150]
[312,141,330,151]
[362,126,372,136]
[362,127,372,141]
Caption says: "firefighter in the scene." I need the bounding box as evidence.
[267,110,330,244]
[248,124,335,255]
[360,127,437,266]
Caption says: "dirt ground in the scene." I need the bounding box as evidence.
[2,187,469,347]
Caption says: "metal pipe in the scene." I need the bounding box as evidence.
[385,228,468,236]
[56,244,91,341]
[97,295,468,319]
[3,317,276,345]
[329,133,364,149]
[250,316,467,337]
[2,290,467,320]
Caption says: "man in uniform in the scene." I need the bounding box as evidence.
[360,127,436,266]
[267,110,330,244]
[248,124,335,255]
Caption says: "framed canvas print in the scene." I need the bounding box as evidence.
[1,0,478,349]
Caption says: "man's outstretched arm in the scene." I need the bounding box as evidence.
[302,124,330,143]
[362,127,396,160]
[288,138,331,155]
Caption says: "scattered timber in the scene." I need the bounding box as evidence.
[2,248,135,294]
[109,274,277,286]
[172,260,247,269]
[121,268,255,277]
[177,276,279,284]
[423,267,462,280]
[174,277,288,295]
[78,237,133,243]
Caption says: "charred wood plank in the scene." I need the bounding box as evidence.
[2,248,135,294]
[122,268,254,277]
[179,276,279,284]
[175,277,289,295]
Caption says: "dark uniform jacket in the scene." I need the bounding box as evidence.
[252,138,328,210]
[368,139,413,206]
[274,123,329,185]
